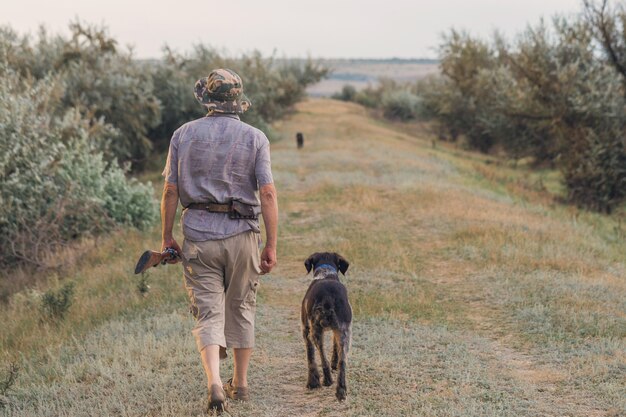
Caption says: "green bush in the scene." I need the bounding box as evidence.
[41,282,75,320]
[562,129,626,213]
[420,17,626,211]
[332,84,358,101]
[435,30,498,151]
[0,68,157,267]
[147,48,205,150]
[492,19,626,210]
[354,88,380,108]
[381,90,421,121]
[0,23,161,168]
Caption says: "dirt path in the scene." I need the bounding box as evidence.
[231,304,351,417]
[235,275,610,417]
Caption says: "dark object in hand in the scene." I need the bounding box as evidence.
[134,247,180,274]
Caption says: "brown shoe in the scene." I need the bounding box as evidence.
[223,378,249,401]
[208,384,226,413]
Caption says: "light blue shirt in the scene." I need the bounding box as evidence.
[162,114,273,241]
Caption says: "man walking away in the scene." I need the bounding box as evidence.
[160,68,278,413]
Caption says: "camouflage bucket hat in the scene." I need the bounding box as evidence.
[194,68,251,114]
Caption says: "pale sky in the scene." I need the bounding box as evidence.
[2,0,583,59]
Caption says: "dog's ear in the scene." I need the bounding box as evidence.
[304,253,319,274]
[334,253,350,275]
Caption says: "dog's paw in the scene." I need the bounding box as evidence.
[322,368,333,386]
[307,380,321,389]
[335,387,347,402]
[307,374,321,389]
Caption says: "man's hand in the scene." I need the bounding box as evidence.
[260,246,276,274]
[161,181,180,264]
[161,237,182,264]
[259,183,278,275]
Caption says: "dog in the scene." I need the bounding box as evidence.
[301,252,352,401]
[296,132,304,149]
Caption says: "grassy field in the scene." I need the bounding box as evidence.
[1,99,624,416]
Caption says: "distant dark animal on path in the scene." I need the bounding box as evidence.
[296,132,304,149]
[301,252,352,401]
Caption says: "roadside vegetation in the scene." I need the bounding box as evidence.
[335,0,626,214]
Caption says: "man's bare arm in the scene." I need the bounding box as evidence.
[161,181,182,259]
[259,183,278,273]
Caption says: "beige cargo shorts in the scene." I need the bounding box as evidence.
[181,231,262,352]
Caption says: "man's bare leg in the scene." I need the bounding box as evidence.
[233,348,253,387]
[201,344,222,389]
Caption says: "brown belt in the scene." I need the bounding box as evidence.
[185,202,231,213]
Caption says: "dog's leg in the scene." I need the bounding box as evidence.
[335,323,352,401]
[312,325,333,386]
[331,332,339,371]
[303,325,321,389]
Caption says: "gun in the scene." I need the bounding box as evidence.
[134,247,180,274]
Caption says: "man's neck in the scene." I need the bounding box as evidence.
[206,113,240,120]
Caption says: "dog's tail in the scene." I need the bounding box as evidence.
[313,296,338,328]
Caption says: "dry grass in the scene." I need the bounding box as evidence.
[0,303,569,416]
[1,98,624,416]
[0,226,187,362]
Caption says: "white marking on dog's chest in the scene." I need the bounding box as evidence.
[313,270,333,280]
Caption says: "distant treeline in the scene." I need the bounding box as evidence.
[335,0,626,214]
[0,22,328,269]
[320,58,439,65]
